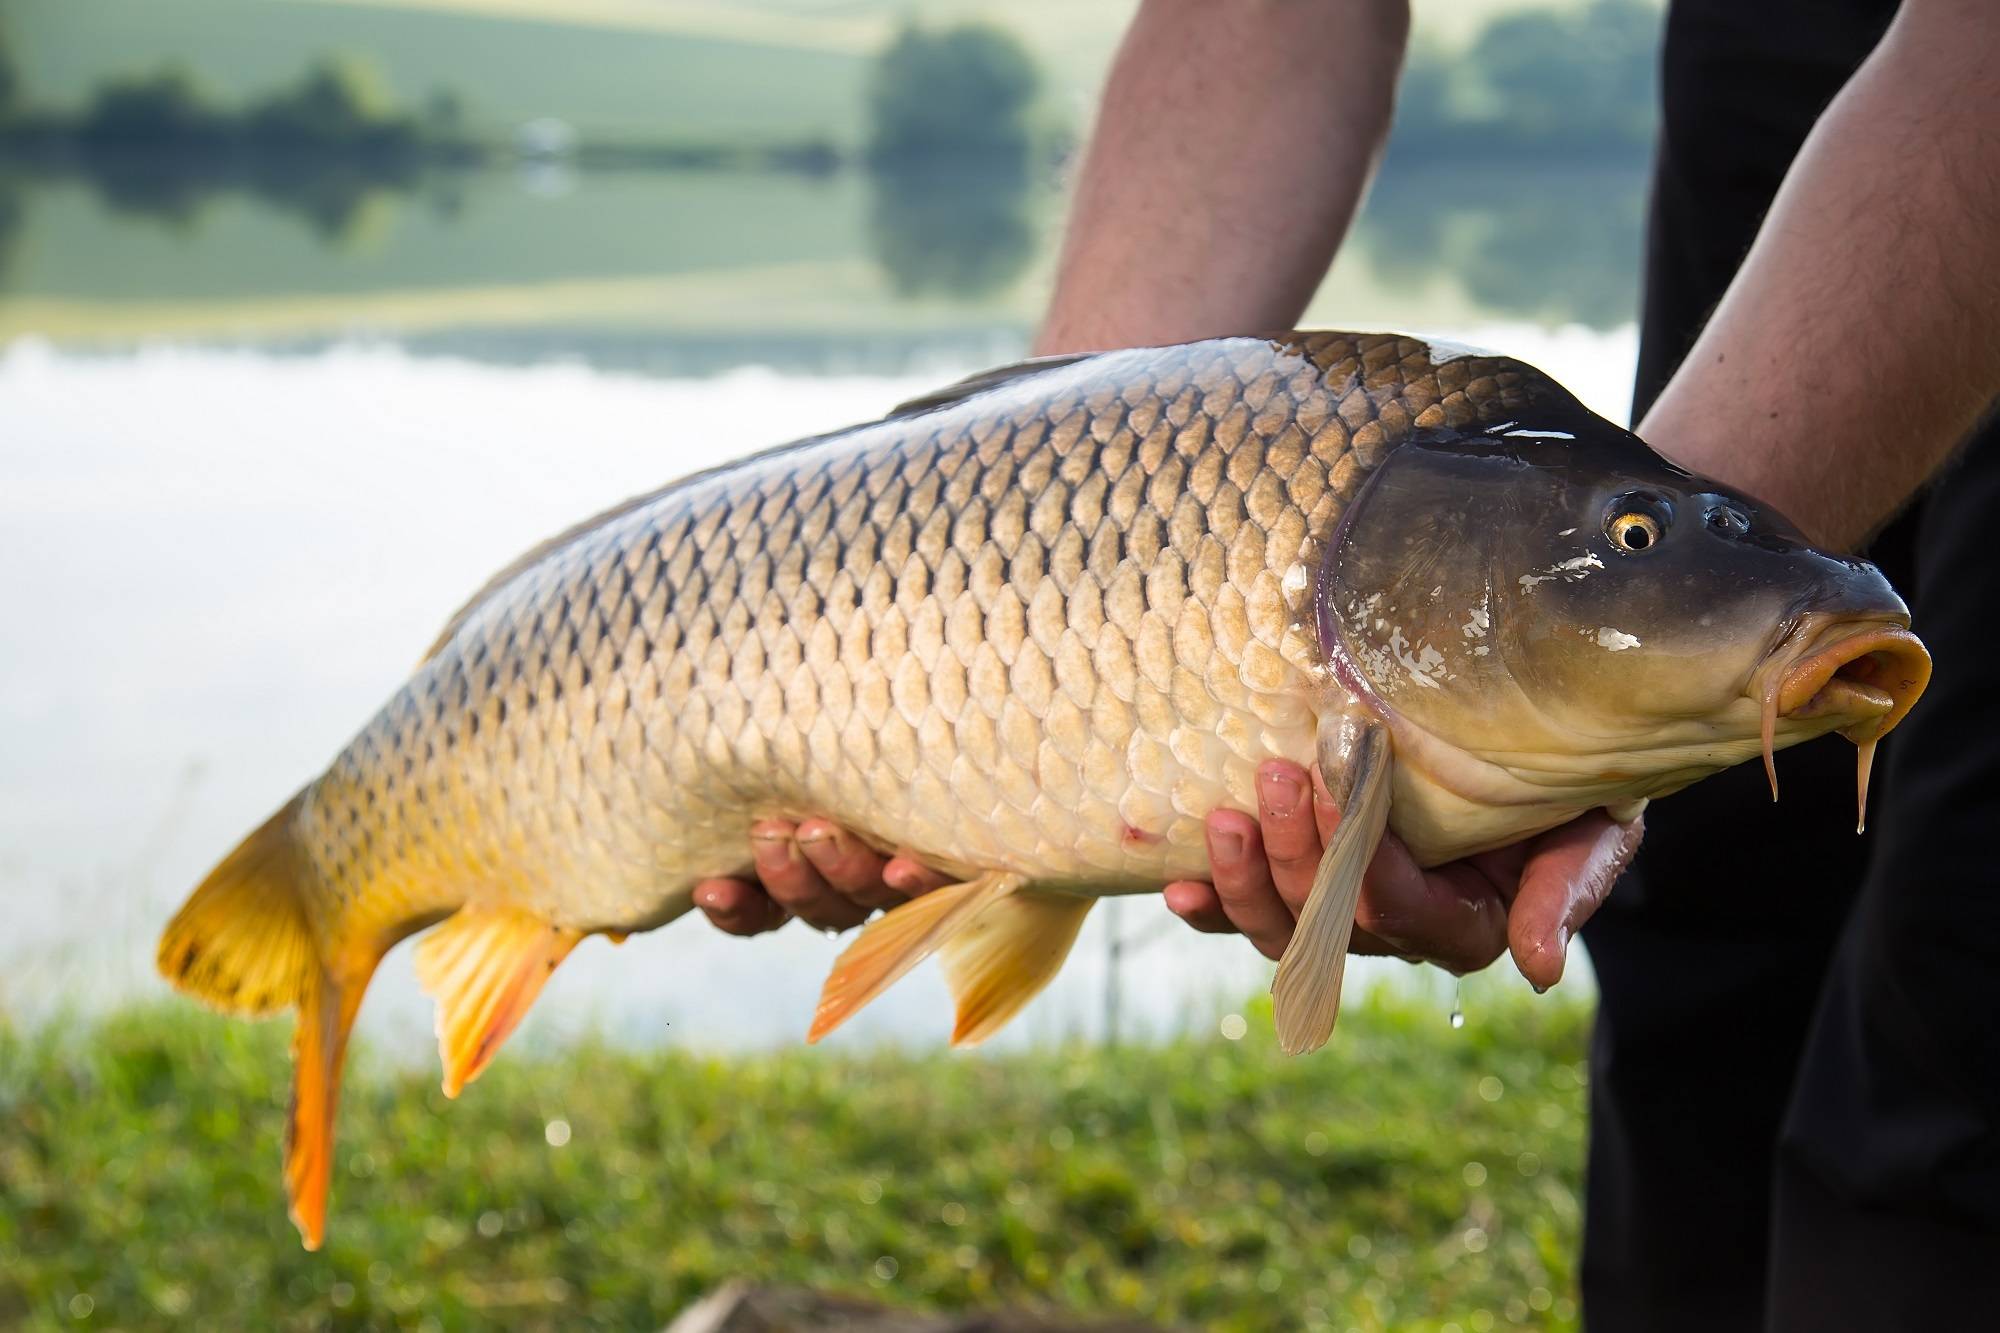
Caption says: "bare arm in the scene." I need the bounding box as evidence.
[1644,0,2000,549]
[1034,0,1409,355]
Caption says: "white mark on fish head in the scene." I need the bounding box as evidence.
[1460,598,1490,640]
[1592,626,1641,651]
[1519,551,1604,591]
[1386,624,1447,689]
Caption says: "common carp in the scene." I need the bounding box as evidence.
[158,332,1930,1248]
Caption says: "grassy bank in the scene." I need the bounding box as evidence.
[0,991,1589,1331]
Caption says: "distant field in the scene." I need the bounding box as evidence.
[1,0,1139,144]
[3,0,1632,142]
[6,0,876,141]
[0,990,1589,1332]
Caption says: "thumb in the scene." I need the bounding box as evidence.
[1507,810,1644,991]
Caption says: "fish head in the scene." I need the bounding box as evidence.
[1318,412,1930,836]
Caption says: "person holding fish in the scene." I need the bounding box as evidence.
[688,0,2000,1326]
[156,0,1994,1319]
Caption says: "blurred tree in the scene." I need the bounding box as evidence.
[246,54,415,151]
[80,67,226,145]
[0,184,20,291]
[865,23,1043,301]
[1358,161,1648,331]
[1474,0,1659,153]
[866,23,1039,167]
[867,164,1035,300]
[1387,0,1660,160]
[0,24,18,123]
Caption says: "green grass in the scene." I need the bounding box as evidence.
[1,990,1588,1331]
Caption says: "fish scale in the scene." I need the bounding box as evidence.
[294,333,1550,943]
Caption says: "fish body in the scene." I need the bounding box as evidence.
[291,334,1558,941]
[158,332,1930,1247]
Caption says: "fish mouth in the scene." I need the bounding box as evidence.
[1774,622,1930,735]
[1753,615,1932,830]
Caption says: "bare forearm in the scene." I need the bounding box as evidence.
[1034,0,1409,356]
[1642,0,2000,550]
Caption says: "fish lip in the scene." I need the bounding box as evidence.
[1763,618,1932,743]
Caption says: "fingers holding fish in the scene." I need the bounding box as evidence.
[1504,809,1645,992]
[1162,878,1236,934]
[1254,760,1331,917]
[748,821,873,932]
[1352,832,1512,977]
[1168,824,1408,960]
[794,820,902,911]
[1198,808,1299,959]
[881,854,953,900]
[692,877,791,936]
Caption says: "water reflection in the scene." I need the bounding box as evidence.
[867,161,1037,300]
[1359,161,1648,331]
[0,154,1649,353]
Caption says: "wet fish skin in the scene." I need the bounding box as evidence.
[296,332,1560,951]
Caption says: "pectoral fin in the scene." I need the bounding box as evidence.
[808,872,1024,1043]
[939,889,1094,1046]
[1270,716,1394,1055]
[414,907,582,1098]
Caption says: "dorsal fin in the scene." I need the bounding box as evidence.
[417,487,667,664]
[887,352,1094,420]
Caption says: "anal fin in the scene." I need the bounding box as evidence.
[808,872,1023,1043]
[413,907,582,1098]
[939,888,1094,1046]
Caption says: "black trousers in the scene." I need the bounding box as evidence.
[1581,2,2000,1328]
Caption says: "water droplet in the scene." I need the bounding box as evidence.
[1449,1009,1465,1030]
[1449,980,1465,1029]
[823,928,840,940]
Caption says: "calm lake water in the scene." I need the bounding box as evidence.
[0,160,1638,1056]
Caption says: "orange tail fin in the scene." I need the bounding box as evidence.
[158,795,379,1250]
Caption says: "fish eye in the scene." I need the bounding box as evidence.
[1605,493,1671,553]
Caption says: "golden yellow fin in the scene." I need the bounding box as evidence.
[159,794,383,1250]
[807,873,1024,1044]
[413,907,582,1098]
[938,889,1094,1046]
[285,964,371,1251]
[157,795,317,1017]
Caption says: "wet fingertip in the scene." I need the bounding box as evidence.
[753,836,796,873]
[1209,828,1245,865]
[882,860,921,892]
[1256,766,1306,818]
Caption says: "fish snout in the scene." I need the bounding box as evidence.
[1774,620,1931,743]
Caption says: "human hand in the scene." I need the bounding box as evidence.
[691,819,951,936]
[1162,759,1642,988]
